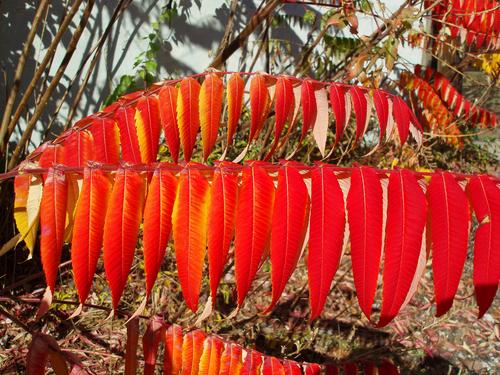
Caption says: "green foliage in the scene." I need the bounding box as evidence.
[103,1,180,106]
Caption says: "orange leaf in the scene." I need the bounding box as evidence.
[89,116,120,164]
[249,74,270,143]
[143,168,177,297]
[63,130,95,167]
[200,74,224,160]
[40,168,68,294]
[158,85,180,163]
[219,342,242,375]
[207,163,238,300]
[240,350,263,375]
[234,163,275,306]
[103,169,145,310]
[115,105,142,164]
[263,356,285,375]
[163,324,183,375]
[198,335,224,375]
[268,164,309,311]
[135,95,161,164]
[71,168,112,304]
[172,165,210,312]
[177,77,201,161]
[181,330,206,375]
[226,73,245,146]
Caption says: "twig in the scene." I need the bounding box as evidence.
[214,0,240,59]
[3,0,85,154]
[57,0,133,131]
[209,0,282,69]
[8,0,95,170]
[0,0,50,154]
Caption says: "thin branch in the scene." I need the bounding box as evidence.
[52,0,133,132]
[3,0,84,156]
[8,0,95,171]
[0,0,50,154]
[214,0,240,59]
[209,0,282,69]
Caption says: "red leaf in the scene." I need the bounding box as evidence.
[226,73,245,146]
[249,74,271,143]
[467,175,500,318]
[115,105,142,164]
[347,166,383,319]
[181,330,206,375]
[89,117,120,164]
[308,166,345,321]
[40,168,68,293]
[329,83,350,145]
[349,86,369,143]
[26,333,67,375]
[38,144,65,170]
[240,350,263,375]
[378,361,399,375]
[300,80,317,141]
[268,164,309,310]
[143,168,177,297]
[198,335,224,375]
[143,316,165,375]
[103,169,145,310]
[172,165,210,312]
[273,77,294,143]
[207,163,238,300]
[200,74,224,160]
[219,342,243,375]
[177,77,201,162]
[428,172,469,316]
[373,89,389,143]
[63,130,95,167]
[263,356,285,375]
[283,360,302,375]
[324,364,339,375]
[159,85,180,163]
[71,168,112,304]
[304,363,321,375]
[143,168,178,298]
[378,170,426,327]
[391,96,410,144]
[343,363,357,375]
[163,324,183,375]
[234,163,275,306]
[125,317,139,375]
[135,95,161,164]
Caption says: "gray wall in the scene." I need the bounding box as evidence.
[1,0,416,151]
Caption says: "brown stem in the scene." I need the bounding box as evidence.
[209,0,282,69]
[62,0,133,130]
[214,0,240,59]
[293,24,331,76]
[8,0,95,170]
[0,0,50,154]
[45,0,132,132]
[4,0,84,155]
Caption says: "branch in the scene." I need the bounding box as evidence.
[0,0,50,154]
[8,0,95,171]
[2,0,85,157]
[209,0,282,69]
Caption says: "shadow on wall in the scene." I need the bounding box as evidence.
[0,1,235,147]
[0,0,317,151]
